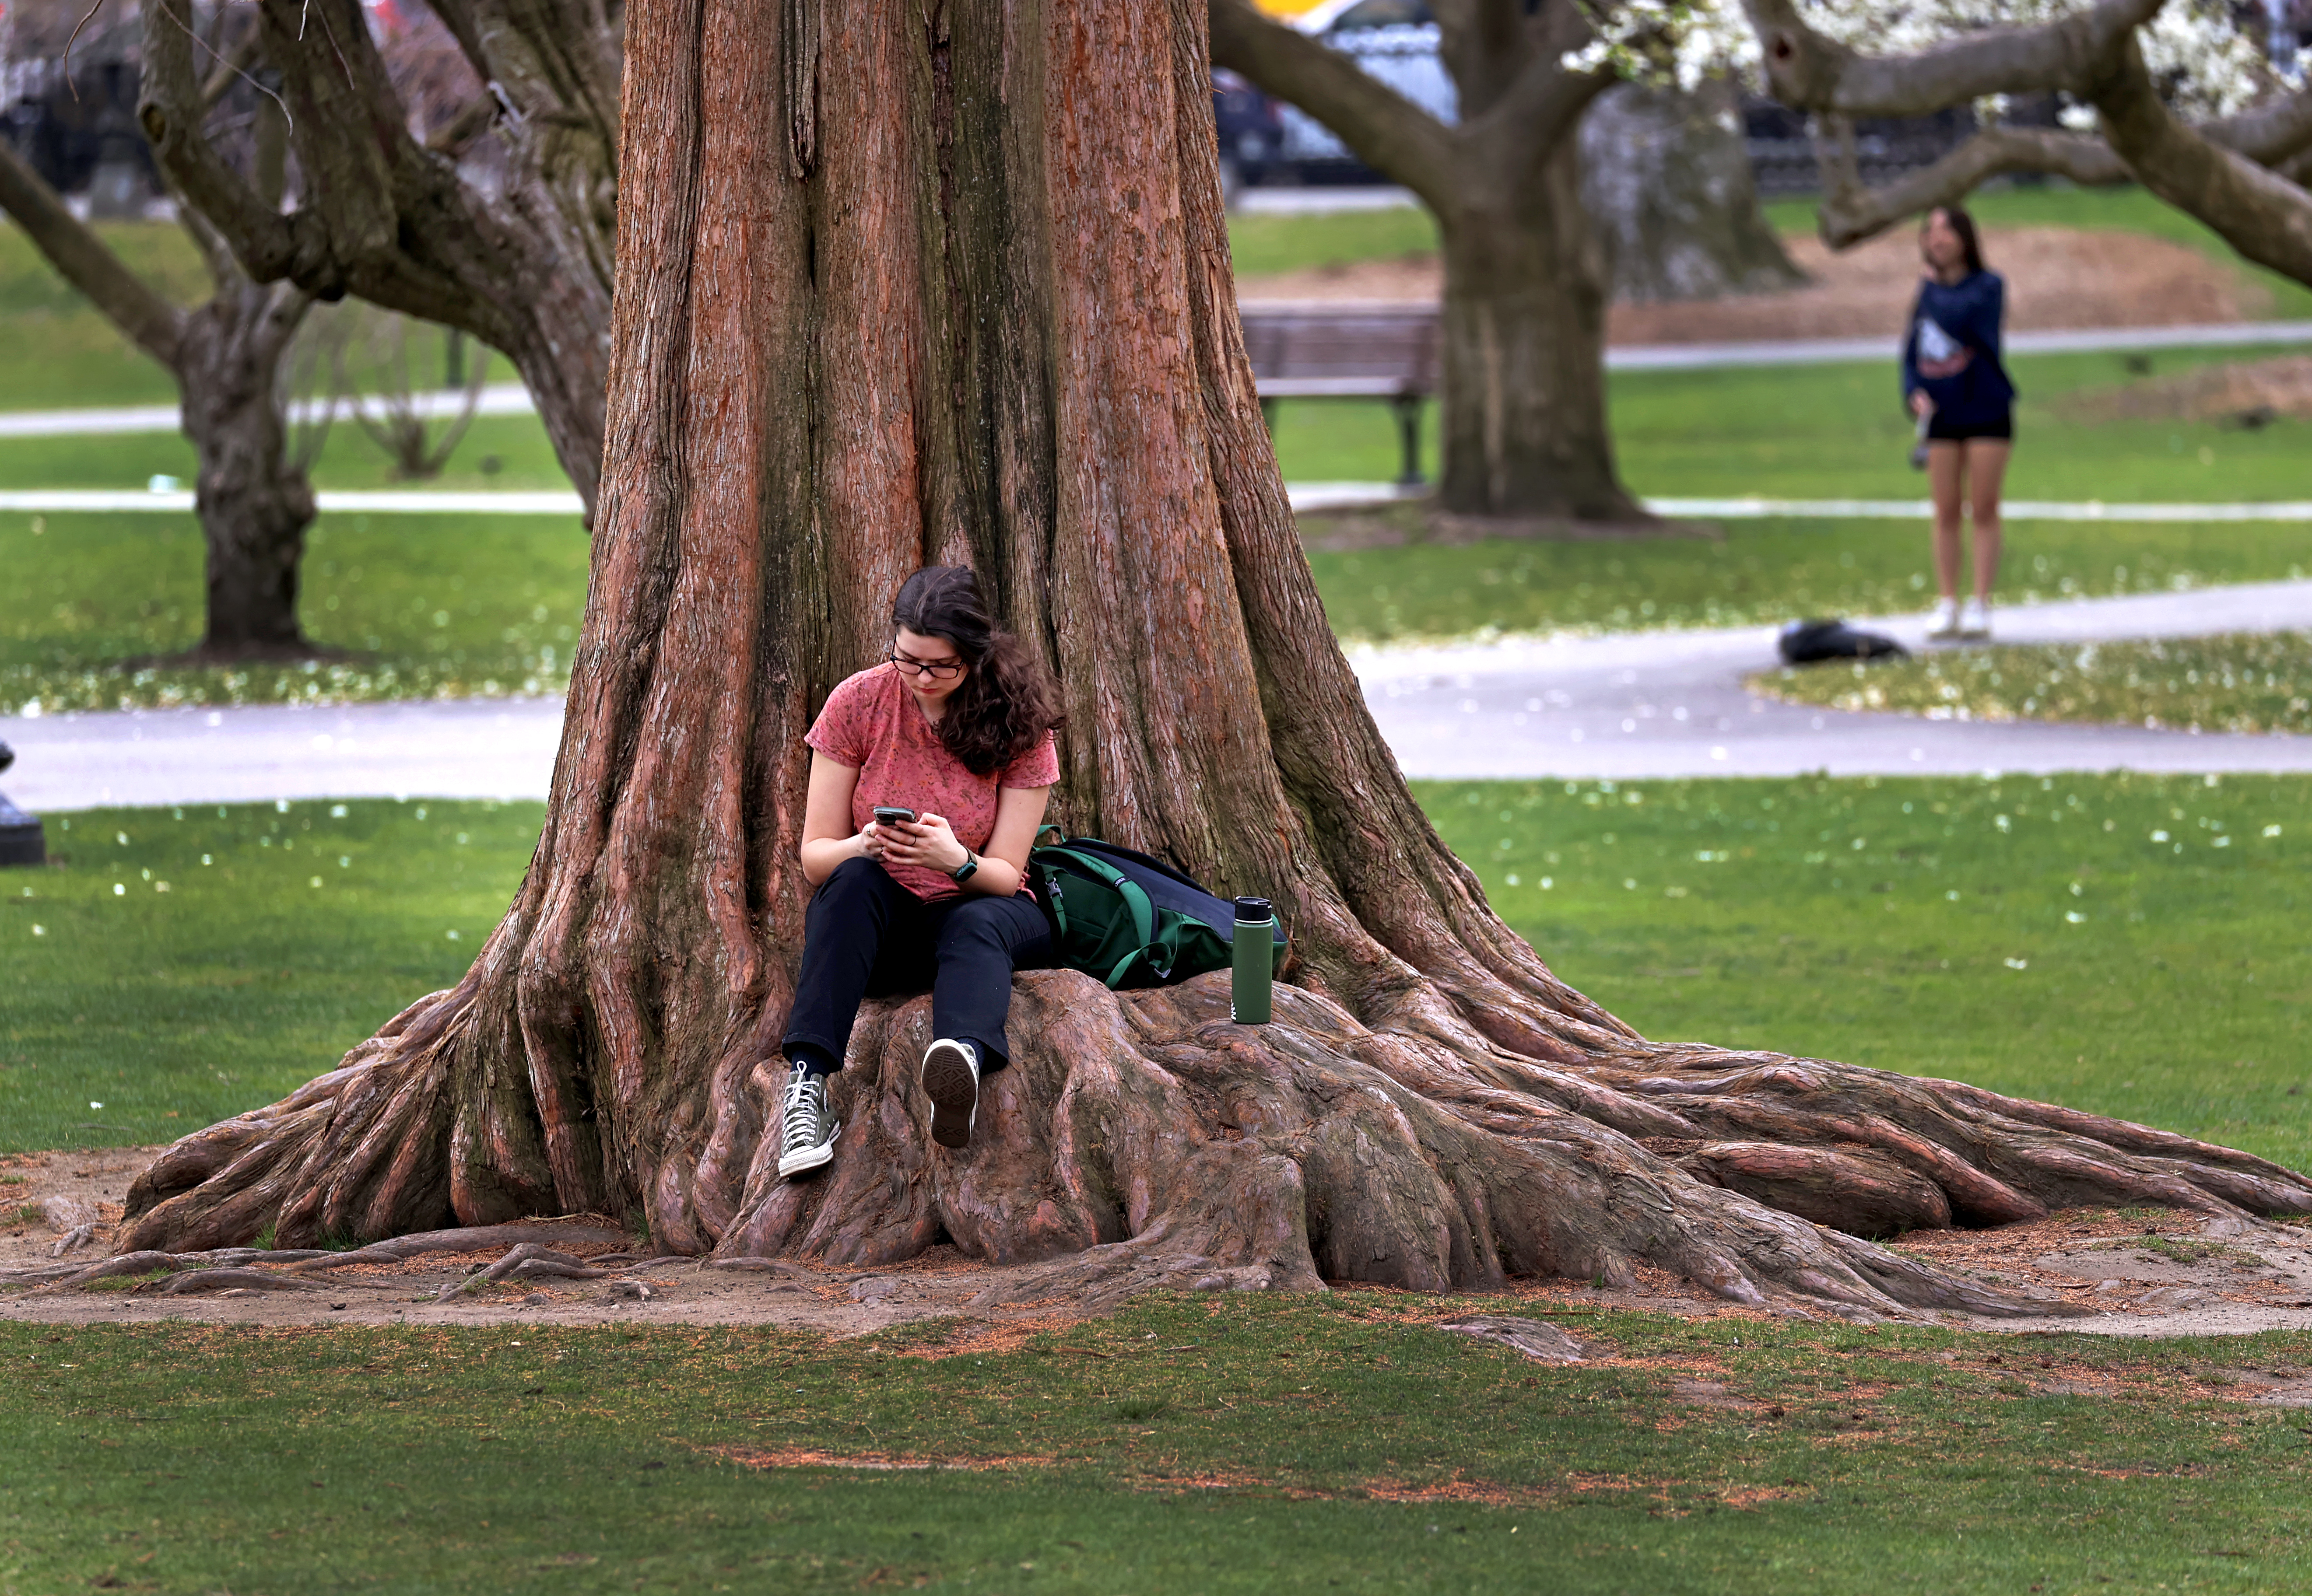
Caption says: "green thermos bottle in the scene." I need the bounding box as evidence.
[1231,896,1274,1024]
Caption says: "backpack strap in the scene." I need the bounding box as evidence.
[1039,846,1158,987]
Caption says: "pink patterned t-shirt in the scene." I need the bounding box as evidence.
[806,662,1060,902]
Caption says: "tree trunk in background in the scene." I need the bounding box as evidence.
[0,137,319,662]
[178,284,319,659]
[1210,0,1651,525]
[1581,82,1808,304]
[1436,143,1638,523]
[122,0,2312,1317]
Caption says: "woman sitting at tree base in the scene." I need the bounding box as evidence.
[776,566,1064,1179]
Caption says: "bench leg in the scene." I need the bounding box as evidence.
[1389,393,1424,487]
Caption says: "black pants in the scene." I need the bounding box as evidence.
[781,855,1054,1073]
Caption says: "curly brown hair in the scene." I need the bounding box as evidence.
[891,566,1065,777]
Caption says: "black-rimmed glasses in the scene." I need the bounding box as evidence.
[887,650,965,682]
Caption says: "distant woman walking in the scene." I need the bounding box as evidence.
[1903,205,2015,641]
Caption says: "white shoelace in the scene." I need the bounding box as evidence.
[781,1071,826,1156]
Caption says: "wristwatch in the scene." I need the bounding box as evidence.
[950,850,980,885]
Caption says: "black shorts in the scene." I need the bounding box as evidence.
[1926,410,2013,443]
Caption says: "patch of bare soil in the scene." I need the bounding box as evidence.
[1235,226,2270,344]
[10,1147,2312,1345]
[2061,352,2312,425]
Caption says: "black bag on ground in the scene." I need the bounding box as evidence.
[1777,618,1908,665]
[1028,836,1288,991]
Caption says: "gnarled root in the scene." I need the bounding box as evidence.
[122,990,469,1253]
[111,967,2312,1323]
[719,972,2097,1319]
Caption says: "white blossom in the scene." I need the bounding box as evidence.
[1572,0,2296,112]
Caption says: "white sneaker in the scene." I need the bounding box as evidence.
[776,1063,839,1179]
[920,1039,981,1150]
[1959,597,1991,639]
[1927,598,1962,640]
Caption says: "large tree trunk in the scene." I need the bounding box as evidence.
[1436,144,1643,522]
[176,283,319,660]
[121,0,2312,1318]
[1580,82,1808,304]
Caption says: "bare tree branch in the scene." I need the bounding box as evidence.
[1740,0,2166,117]
[0,140,185,369]
[1433,0,1544,116]
[1466,58,1620,177]
[138,0,617,514]
[1817,124,2128,246]
[139,0,323,293]
[2090,40,2312,287]
[1207,0,1462,209]
[1813,83,2312,249]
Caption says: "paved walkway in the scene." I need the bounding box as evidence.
[9,582,2312,811]
[12,485,2308,522]
[1360,578,2312,781]
[1605,319,2312,371]
[0,488,587,516]
[1282,487,2312,520]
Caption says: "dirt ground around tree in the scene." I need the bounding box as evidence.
[11,1147,2312,1351]
[1236,225,2274,343]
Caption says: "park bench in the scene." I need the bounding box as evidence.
[1239,304,1438,487]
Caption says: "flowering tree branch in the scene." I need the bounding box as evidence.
[1728,0,2312,287]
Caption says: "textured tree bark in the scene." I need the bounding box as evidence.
[122,0,2312,1317]
[1210,0,1649,522]
[1579,83,1807,304]
[0,140,318,661]
[175,284,321,659]
[1433,153,1641,523]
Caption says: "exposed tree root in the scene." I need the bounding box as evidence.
[110,962,2312,1323]
[142,1268,332,1297]
[284,1223,632,1273]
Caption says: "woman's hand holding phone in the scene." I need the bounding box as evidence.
[877,811,967,874]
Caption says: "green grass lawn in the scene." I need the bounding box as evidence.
[1269,342,2312,502]
[0,221,205,412]
[1309,514,2312,645]
[0,407,573,496]
[1758,632,2312,735]
[1,509,588,714]
[8,1297,2312,1594]
[10,774,2308,1174]
[9,776,2312,1592]
[1,799,535,1151]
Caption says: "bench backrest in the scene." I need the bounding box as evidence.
[1238,306,1440,389]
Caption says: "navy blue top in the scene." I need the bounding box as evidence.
[1901,270,2015,428]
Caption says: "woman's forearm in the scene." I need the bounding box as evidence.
[800,832,869,886]
[962,855,1024,896]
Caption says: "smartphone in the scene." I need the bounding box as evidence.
[870,806,917,828]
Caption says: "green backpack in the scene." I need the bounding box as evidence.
[1028,836,1288,991]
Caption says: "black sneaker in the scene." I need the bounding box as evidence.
[776,1062,839,1179]
[920,1039,980,1150]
